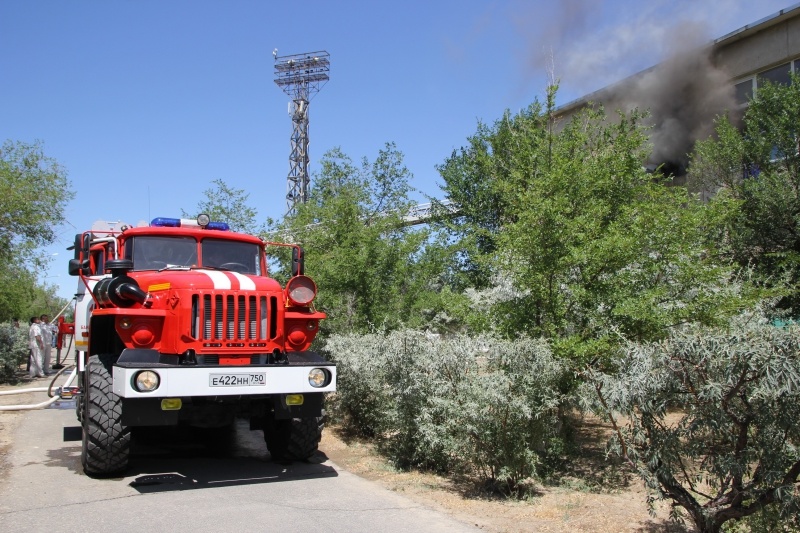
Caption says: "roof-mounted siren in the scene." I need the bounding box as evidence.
[150,215,230,231]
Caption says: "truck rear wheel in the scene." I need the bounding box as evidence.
[263,416,323,462]
[81,354,130,476]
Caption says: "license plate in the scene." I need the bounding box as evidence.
[209,373,266,387]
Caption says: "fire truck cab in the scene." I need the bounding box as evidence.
[68,215,335,476]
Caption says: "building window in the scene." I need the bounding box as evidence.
[758,62,792,87]
[734,79,754,105]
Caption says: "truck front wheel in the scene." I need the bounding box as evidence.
[263,416,323,462]
[81,354,131,476]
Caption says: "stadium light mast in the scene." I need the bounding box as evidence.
[273,49,330,217]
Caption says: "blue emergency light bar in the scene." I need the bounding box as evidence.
[150,216,230,231]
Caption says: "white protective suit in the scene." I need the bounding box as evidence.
[40,321,54,374]
[28,322,45,378]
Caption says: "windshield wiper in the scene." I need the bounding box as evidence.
[157,265,192,272]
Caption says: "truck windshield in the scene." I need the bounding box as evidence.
[201,239,260,274]
[128,236,260,274]
[130,236,198,271]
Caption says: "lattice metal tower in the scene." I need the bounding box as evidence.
[273,50,330,216]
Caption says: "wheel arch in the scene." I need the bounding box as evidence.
[88,314,124,357]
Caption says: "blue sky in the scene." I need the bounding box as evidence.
[0,0,793,300]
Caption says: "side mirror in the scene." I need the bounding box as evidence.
[291,246,305,277]
[69,234,82,260]
[68,259,90,276]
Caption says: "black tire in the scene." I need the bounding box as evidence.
[263,416,323,462]
[81,354,130,476]
[75,371,84,424]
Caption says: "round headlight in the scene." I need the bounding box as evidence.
[286,275,317,306]
[308,368,329,388]
[134,370,160,392]
[197,213,210,227]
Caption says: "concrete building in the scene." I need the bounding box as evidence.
[723,5,800,104]
[555,3,800,178]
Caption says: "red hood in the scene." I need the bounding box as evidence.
[130,269,283,293]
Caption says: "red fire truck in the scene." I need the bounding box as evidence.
[68,215,335,476]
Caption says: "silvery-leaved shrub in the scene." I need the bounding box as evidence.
[580,314,800,533]
[322,331,393,438]
[323,330,565,494]
[0,323,29,382]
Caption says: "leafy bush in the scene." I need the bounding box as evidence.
[323,332,392,439]
[0,322,29,382]
[580,314,800,533]
[324,330,566,493]
[723,505,800,533]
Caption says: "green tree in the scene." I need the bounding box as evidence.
[274,144,446,335]
[0,261,37,322]
[183,178,261,234]
[0,140,73,261]
[582,314,800,533]
[688,74,800,311]
[435,120,509,290]
[0,140,74,322]
[438,90,746,363]
[23,282,71,322]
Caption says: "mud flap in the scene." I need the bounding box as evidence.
[121,398,181,426]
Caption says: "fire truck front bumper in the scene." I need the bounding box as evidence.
[112,357,336,398]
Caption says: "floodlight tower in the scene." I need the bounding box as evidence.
[273,50,330,216]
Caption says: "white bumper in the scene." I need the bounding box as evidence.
[112,365,336,398]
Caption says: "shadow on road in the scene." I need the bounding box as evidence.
[127,456,338,494]
[53,419,338,493]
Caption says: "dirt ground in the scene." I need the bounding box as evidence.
[320,419,687,532]
[1,373,687,532]
[0,373,53,495]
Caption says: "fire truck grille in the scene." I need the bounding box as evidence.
[191,294,278,342]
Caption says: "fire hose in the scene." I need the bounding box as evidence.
[0,365,78,411]
[53,333,73,370]
[51,297,75,325]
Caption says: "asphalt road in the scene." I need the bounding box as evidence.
[0,398,479,533]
